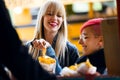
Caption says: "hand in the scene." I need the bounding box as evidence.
[60,67,80,77]
[32,39,51,50]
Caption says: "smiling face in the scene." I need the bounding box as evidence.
[79,26,103,55]
[43,2,64,33]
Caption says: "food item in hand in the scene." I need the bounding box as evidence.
[68,64,78,71]
[60,59,97,76]
[38,56,56,74]
[38,56,55,64]
[42,48,46,56]
[60,67,78,77]
[77,59,97,74]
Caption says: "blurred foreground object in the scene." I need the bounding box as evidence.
[101,17,120,76]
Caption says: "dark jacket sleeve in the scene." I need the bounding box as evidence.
[0,0,57,80]
[66,42,80,66]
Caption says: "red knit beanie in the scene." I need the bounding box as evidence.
[80,18,103,33]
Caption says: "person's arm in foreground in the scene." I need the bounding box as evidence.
[0,0,57,80]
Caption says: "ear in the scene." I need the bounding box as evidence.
[98,36,104,48]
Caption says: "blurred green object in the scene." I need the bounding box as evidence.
[65,4,74,16]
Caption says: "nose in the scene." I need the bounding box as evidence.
[78,38,83,45]
[52,15,57,20]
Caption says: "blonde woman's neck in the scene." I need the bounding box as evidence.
[44,31,57,45]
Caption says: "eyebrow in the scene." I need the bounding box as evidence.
[82,33,88,36]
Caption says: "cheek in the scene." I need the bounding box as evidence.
[84,40,92,46]
[89,40,100,51]
[59,18,63,24]
[43,17,46,24]
[43,17,48,27]
[89,40,98,48]
[85,40,98,53]
[94,40,100,47]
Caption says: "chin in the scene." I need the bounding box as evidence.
[83,51,90,56]
[83,51,87,55]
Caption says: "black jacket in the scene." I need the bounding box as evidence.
[0,0,57,80]
[76,49,106,74]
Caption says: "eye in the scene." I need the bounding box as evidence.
[57,14,62,17]
[84,36,88,39]
[80,35,88,40]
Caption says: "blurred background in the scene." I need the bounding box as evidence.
[4,0,117,54]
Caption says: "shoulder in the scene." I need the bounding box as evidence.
[66,41,79,56]
[66,41,78,50]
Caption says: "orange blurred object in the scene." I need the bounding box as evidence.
[38,56,55,64]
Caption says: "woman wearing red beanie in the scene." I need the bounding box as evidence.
[76,18,107,75]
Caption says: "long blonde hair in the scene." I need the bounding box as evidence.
[29,0,68,60]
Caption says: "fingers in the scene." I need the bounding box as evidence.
[32,39,50,50]
[33,40,44,50]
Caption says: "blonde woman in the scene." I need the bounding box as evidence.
[26,0,79,75]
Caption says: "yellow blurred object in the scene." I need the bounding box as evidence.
[12,8,32,26]
[69,59,93,70]
[69,64,78,71]
[38,56,55,64]
[85,59,93,68]
[16,27,34,41]
[38,56,56,74]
